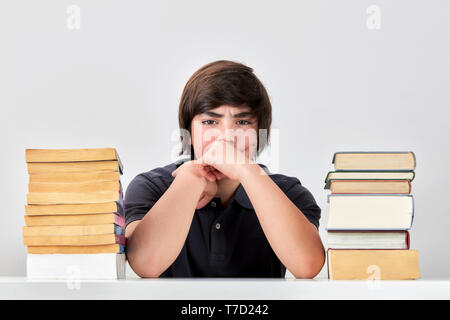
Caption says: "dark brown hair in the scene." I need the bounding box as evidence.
[178,60,272,160]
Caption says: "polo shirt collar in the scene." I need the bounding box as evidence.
[233,184,253,209]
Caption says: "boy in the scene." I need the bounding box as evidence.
[124,60,325,278]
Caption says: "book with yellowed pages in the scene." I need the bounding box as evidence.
[26,188,123,205]
[324,170,415,189]
[28,180,121,193]
[25,148,123,174]
[23,233,126,246]
[22,223,124,237]
[27,244,125,254]
[327,249,420,280]
[329,179,411,194]
[332,151,416,171]
[25,201,123,216]
[24,212,125,227]
[29,171,121,183]
[27,160,122,175]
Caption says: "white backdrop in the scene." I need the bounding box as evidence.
[1,0,449,279]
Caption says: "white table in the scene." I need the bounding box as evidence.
[1,277,450,299]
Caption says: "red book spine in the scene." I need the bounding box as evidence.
[115,234,127,246]
[114,213,125,228]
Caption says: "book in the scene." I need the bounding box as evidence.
[324,171,415,189]
[327,194,414,230]
[24,212,125,227]
[327,249,420,280]
[327,231,409,249]
[27,244,126,254]
[27,161,122,175]
[27,187,123,205]
[332,151,416,171]
[28,180,121,193]
[29,171,121,183]
[23,233,126,246]
[329,179,411,194]
[25,148,123,174]
[22,223,124,237]
[24,201,123,216]
[26,253,126,279]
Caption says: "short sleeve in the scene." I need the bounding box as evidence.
[284,179,321,229]
[124,173,164,229]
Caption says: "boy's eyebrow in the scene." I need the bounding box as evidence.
[203,111,253,118]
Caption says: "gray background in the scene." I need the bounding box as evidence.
[1,0,449,279]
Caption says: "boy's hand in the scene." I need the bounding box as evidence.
[171,160,224,182]
[195,179,219,210]
[171,160,224,209]
[200,138,257,181]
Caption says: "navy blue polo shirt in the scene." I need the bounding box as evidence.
[124,158,321,278]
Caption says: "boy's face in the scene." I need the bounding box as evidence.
[191,105,259,161]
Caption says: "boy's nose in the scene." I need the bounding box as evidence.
[216,131,236,144]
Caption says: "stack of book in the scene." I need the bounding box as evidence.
[324,151,420,280]
[23,148,126,279]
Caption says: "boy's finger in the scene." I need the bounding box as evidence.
[206,171,216,182]
[199,166,209,177]
[212,169,223,180]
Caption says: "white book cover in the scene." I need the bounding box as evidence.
[327,194,414,230]
[26,253,126,280]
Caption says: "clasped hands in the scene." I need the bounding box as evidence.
[171,138,255,209]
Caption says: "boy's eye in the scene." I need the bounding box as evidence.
[201,119,252,125]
